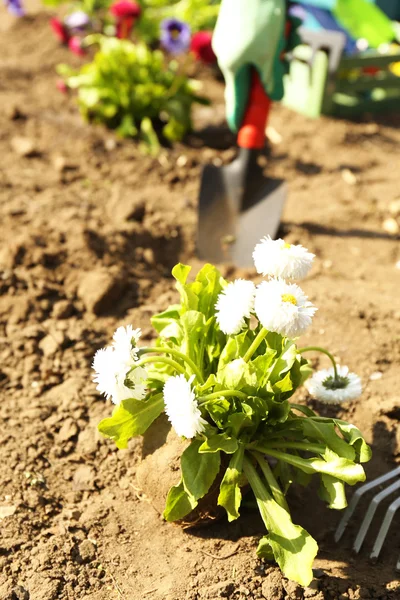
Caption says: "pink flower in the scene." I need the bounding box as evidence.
[56,79,68,94]
[190,31,216,65]
[110,0,141,39]
[50,17,70,44]
[68,36,86,56]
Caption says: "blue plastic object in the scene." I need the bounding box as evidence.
[300,4,357,54]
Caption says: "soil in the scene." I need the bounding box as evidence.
[1,6,400,600]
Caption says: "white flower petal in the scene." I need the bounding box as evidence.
[253,236,315,280]
[92,325,147,405]
[305,366,362,404]
[254,278,317,338]
[112,325,141,363]
[92,347,116,399]
[215,279,255,335]
[163,375,207,439]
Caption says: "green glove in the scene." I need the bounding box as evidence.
[212,0,286,132]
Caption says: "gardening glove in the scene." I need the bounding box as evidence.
[212,0,286,132]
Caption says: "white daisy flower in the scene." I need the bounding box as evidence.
[112,325,141,363]
[92,326,147,405]
[215,279,255,335]
[305,365,362,404]
[254,278,317,338]
[163,375,207,439]
[253,236,315,280]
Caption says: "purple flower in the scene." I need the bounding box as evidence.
[64,11,90,32]
[160,18,191,55]
[4,0,24,16]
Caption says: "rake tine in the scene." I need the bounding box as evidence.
[353,478,400,553]
[335,466,400,543]
[370,496,400,560]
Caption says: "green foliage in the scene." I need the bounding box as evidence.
[98,262,371,586]
[98,394,164,449]
[58,36,208,150]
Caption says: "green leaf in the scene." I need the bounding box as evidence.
[218,446,245,522]
[207,398,231,428]
[197,374,218,393]
[334,420,372,463]
[192,264,225,320]
[151,304,181,336]
[163,479,198,522]
[199,434,238,454]
[98,394,164,449]
[263,447,366,485]
[256,537,274,560]
[172,264,198,311]
[319,474,348,510]
[218,331,252,369]
[266,398,290,425]
[180,311,207,364]
[181,440,221,500]
[290,403,317,417]
[244,457,317,587]
[251,351,277,387]
[172,263,191,285]
[227,413,253,437]
[272,370,295,395]
[302,420,356,461]
[217,358,256,391]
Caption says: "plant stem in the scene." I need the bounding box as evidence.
[252,452,289,511]
[243,327,268,363]
[139,347,204,383]
[199,389,248,403]
[133,355,186,377]
[297,346,338,379]
[255,441,326,454]
[242,455,277,530]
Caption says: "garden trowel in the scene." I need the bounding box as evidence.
[198,70,287,267]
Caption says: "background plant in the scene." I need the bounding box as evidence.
[58,35,208,151]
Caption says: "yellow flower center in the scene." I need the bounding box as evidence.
[282,294,297,305]
[170,27,181,39]
[283,243,291,249]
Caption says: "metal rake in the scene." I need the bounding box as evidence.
[335,465,400,568]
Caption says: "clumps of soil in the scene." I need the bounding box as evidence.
[1,7,400,600]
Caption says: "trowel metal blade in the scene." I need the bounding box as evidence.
[198,160,287,267]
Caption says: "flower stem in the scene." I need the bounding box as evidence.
[243,327,268,363]
[254,441,326,454]
[252,451,289,511]
[139,347,204,383]
[199,389,248,403]
[297,346,338,379]
[133,355,186,377]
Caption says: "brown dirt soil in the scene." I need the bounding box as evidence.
[1,7,400,600]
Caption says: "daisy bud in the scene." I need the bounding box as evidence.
[253,236,315,280]
[215,279,255,335]
[163,375,207,439]
[305,366,362,404]
[254,279,317,338]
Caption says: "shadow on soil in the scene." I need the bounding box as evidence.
[186,417,400,597]
[283,221,399,242]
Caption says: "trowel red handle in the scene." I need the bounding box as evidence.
[237,70,271,150]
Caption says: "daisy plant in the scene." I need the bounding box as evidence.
[94,236,370,587]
